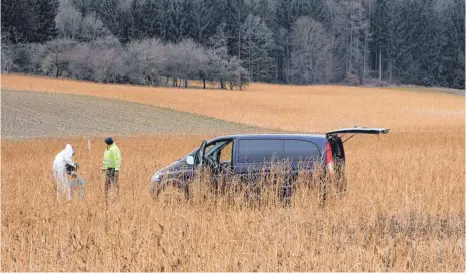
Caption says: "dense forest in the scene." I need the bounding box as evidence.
[2,0,465,89]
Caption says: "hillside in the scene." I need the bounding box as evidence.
[1,90,276,139]
[2,74,464,134]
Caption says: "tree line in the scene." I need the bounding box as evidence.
[2,0,464,89]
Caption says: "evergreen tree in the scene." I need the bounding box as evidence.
[371,0,390,80]
[2,0,58,43]
[187,0,221,44]
[240,14,275,82]
[34,0,59,42]
[223,0,249,58]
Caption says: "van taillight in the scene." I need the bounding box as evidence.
[326,142,335,174]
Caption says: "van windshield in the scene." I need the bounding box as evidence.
[178,148,198,161]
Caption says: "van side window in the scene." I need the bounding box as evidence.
[219,141,233,163]
[283,140,320,162]
[238,139,284,163]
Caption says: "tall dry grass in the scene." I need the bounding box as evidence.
[2,74,464,133]
[2,130,464,271]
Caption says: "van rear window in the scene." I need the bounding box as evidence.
[238,139,284,163]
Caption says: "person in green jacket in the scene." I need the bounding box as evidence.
[102,137,121,197]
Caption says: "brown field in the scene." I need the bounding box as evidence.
[1,74,465,271]
[2,74,464,133]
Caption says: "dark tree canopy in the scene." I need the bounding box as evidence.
[2,0,464,89]
[2,0,59,43]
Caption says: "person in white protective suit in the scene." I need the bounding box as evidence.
[52,144,77,200]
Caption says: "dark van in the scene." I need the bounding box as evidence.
[150,127,389,197]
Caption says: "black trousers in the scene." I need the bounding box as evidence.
[105,168,119,195]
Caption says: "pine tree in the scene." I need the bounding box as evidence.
[441,0,465,88]
[187,0,220,44]
[372,0,390,80]
[165,0,183,43]
[240,14,275,82]
[34,0,59,42]
[223,0,249,58]
[2,0,58,43]
[2,0,30,43]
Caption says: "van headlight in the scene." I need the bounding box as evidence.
[151,172,162,183]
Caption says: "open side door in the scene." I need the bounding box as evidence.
[326,126,389,143]
[195,140,208,166]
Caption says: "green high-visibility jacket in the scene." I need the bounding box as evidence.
[102,144,121,171]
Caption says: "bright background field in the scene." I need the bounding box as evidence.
[2,74,464,133]
[1,75,464,271]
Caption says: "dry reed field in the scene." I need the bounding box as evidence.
[2,132,464,271]
[1,75,465,271]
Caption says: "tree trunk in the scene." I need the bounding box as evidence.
[275,49,279,81]
[203,78,206,89]
[284,48,289,83]
[378,48,382,81]
[238,6,241,59]
[328,34,335,83]
[184,79,188,88]
[388,59,392,83]
[349,3,353,74]
[363,30,367,85]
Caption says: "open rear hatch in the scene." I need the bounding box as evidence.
[326,126,389,136]
[324,126,389,185]
[326,126,389,143]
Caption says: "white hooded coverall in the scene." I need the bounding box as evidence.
[53,144,75,200]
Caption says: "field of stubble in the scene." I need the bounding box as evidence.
[1,75,464,271]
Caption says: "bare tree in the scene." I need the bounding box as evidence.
[225,56,250,90]
[290,16,331,84]
[65,43,92,80]
[125,38,165,85]
[41,38,76,77]
[196,46,211,89]
[89,47,126,83]
[80,12,111,41]
[177,39,203,88]
[55,0,82,40]
[1,42,14,73]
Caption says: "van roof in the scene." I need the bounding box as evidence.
[209,133,327,143]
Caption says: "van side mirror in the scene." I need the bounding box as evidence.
[186,155,194,166]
